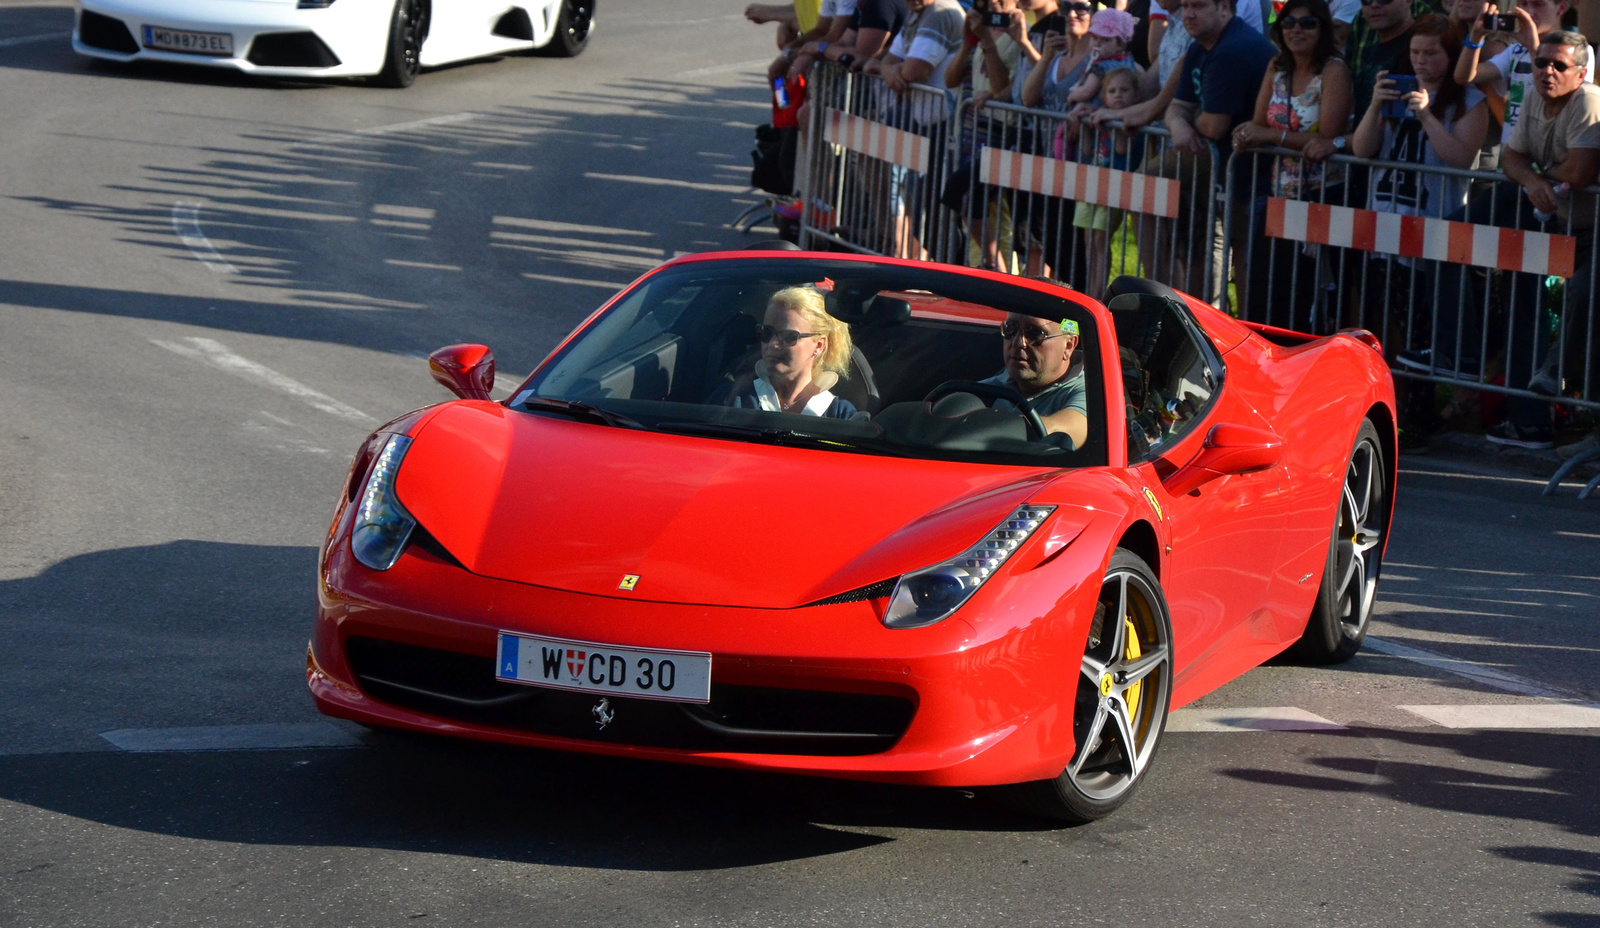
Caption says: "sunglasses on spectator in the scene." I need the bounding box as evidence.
[1063,2,1097,14]
[1533,56,1574,72]
[1278,15,1321,28]
[1358,0,1397,7]
[1000,321,1070,345]
[756,324,820,347]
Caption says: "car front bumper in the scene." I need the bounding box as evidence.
[74,0,392,78]
[309,525,1103,788]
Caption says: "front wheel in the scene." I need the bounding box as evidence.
[1005,549,1173,823]
[1287,418,1388,664]
[537,0,594,57]
[373,0,425,88]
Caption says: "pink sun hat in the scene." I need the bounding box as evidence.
[1087,8,1137,42]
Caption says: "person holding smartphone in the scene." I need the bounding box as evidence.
[1457,0,1595,161]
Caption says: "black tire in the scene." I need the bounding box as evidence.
[373,0,426,88]
[536,0,594,57]
[1004,549,1174,823]
[1287,418,1389,664]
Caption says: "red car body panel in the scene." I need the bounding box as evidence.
[310,252,1396,787]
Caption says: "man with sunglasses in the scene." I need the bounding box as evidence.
[1458,0,1594,160]
[979,314,1090,449]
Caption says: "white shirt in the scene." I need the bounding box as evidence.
[753,378,842,416]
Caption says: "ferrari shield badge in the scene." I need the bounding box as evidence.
[1142,487,1164,522]
[618,574,640,591]
[592,697,615,730]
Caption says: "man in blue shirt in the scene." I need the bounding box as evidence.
[1135,0,1276,301]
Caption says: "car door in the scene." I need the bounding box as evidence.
[1112,294,1290,703]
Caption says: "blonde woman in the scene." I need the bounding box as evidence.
[720,286,858,418]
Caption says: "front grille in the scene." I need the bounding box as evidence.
[246,31,340,68]
[808,578,896,607]
[346,637,914,757]
[78,11,139,54]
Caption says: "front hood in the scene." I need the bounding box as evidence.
[394,402,1057,608]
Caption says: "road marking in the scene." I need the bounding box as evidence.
[521,272,630,291]
[171,202,238,274]
[150,336,375,423]
[290,112,479,150]
[0,31,68,48]
[1399,704,1600,729]
[385,259,461,272]
[1556,531,1600,540]
[676,58,771,77]
[493,215,654,237]
[1364,636,1575,699]
[1402,468,1552,487]
[100,723,362,753]
[1167,707,1346,732]
[474,161,533,171]
[584,172,752,194]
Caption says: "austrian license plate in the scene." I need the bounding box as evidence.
[142,25,233,56]
[496,632,712,704]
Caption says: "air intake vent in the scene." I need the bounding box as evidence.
[492,7,534,40]
[807,578,897,607]
[78,10,140,54]
[247,31,341,68]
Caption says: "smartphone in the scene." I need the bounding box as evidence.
[1481,12,1517,31]
[986,11,1011,27]
[773,76,790,110]
[1382,74,1418,120]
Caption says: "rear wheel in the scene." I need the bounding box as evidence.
[374,0,426,88]
[1006,549,1173,823]
[537,0,594,57]
[1288,419,1388,664]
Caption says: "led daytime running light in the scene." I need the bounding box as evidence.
[882,505,1057,629]
[350,435,416,571]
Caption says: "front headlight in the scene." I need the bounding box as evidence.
[350,435,416,571]
[882,505,1056,629]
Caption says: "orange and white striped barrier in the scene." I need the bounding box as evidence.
[1264,197,1577,278]
[823,109,933,173]
[979,147,1182,219]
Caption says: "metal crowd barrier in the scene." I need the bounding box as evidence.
[797,62,1600,431]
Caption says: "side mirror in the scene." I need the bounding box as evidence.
[428,344,495,401]
[1163,423,1283,497]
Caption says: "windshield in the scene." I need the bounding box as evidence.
[515,257,1107,467]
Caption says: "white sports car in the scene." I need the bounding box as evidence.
[73,0,593,87]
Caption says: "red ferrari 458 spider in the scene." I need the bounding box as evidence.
[309,253,1395,822]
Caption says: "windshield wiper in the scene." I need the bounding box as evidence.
[520,396,644,430]
[654,421,898,455]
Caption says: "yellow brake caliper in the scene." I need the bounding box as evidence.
[1123,616,1142,721]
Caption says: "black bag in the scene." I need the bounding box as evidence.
[751,123,799,196]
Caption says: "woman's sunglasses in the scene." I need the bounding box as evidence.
[756,324,820,347]
[1278,15,1321,29]
[1063,2,1098,15]
[1534,56,1574,72]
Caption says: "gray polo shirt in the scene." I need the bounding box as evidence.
[980,367,1088,418]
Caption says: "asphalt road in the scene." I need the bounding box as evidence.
[2,2,1599,925]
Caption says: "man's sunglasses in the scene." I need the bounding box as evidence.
[1000,321,1069,345]
[1534,56,1575,72]
[756,324,820,347]
[1278,15,1322,29]
[1358,0,1396,7]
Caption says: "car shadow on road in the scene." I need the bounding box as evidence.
[1218,726,1600,926]
[0,538,1053,871]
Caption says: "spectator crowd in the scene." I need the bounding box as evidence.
[748,0,1600,452]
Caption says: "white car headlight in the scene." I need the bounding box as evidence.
[350,435,416,571]
[882,505,1056,629]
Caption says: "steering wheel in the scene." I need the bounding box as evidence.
[923,380,1049,441]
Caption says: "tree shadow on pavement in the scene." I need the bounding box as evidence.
[1219,726,1600,926]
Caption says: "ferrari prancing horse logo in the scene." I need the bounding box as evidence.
[618,574,640,591]
[1100,673,1115,698]
[1142,487,1164,521]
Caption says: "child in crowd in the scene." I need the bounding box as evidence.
[1068,65,1145,300]
[1066,9,1139,107]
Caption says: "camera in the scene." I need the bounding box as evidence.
[1382,74,1419,119]
[987,11,1012,27]
[1481,12,1518,31]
